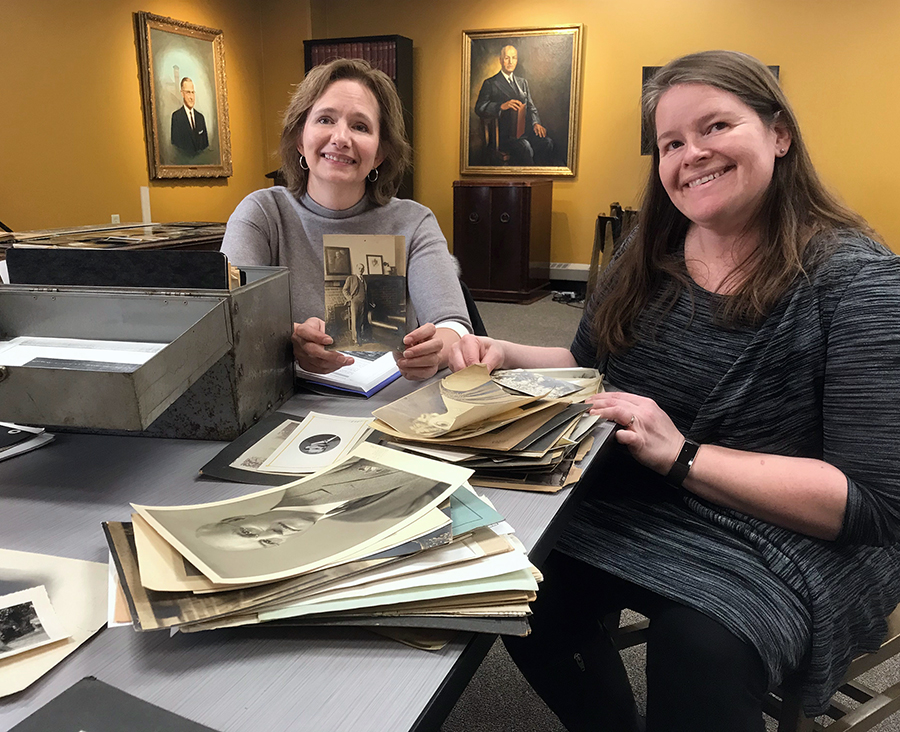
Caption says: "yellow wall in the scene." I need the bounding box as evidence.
[310,0,900,260]
[3,1,899,260]
[0,0,309,231]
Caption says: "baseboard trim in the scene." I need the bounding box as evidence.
[546,262,589,282]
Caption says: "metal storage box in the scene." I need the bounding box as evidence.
[0,266,293,440]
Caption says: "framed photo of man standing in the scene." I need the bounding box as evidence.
[461,25,583,177]
[135,12,233,179]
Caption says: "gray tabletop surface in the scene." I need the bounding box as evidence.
[0,374,614,732]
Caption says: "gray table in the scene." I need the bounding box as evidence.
[0,375,615,731]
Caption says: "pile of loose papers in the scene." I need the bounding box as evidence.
[105,443,540,645]
[372,365,603,493]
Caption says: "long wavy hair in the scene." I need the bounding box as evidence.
[591,50,872,356]
[279,58,412,206]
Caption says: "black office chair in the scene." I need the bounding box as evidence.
[459,279,488,337]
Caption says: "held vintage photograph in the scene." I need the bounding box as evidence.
[460,25,583,176]
[134,11,233,179]
[323,235,408,353]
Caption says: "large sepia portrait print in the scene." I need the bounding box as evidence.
[135,12,232,179]
[461,25,582,177]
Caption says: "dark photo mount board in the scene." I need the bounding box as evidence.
[198,410,305,486]
[199,410,385,486]
[6,248,230,290]
[9,676,219,731]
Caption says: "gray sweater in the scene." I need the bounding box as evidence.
[220,187,471,331]
[561,233,900,715]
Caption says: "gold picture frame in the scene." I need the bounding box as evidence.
[460,25,583,177]
[135,12,232,179]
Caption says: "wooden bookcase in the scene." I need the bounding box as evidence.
[303,35,414,199]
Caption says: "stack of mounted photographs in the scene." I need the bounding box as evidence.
[199,411,376,486]
[105,442,541,645]
[372,365,603,493]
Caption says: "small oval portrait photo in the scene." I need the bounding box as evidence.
[298,434,341,455]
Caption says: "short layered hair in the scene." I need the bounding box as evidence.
[279,58,411,206]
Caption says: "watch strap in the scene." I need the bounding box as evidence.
[666,439,700,487]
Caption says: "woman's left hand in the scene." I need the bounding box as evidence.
[585,391,685,475]
[394,323,444,381]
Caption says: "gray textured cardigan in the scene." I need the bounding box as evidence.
[560,233,900,714]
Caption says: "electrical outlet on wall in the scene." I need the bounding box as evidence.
[111,214,120,224]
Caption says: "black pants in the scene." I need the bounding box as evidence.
[504,551,768,732]
[501,134,554,166]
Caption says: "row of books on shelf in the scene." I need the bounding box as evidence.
[309,40,399,79]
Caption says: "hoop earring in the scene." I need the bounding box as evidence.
[367,167,379,182]
[299,155,309,171]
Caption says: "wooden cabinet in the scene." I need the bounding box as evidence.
[453,179,552,303]
[304,35,413,200]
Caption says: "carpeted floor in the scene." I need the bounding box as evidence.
[440,292,900,732]
[473,293,585,348]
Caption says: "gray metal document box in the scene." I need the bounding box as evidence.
[0,266,293,440]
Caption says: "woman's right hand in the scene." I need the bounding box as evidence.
[448,334,506,373]
[292,318,353,374]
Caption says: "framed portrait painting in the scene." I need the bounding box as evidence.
[460,25,583,177]
[324,246,352,279]
[366,254,384,275]
[135,12,232,179]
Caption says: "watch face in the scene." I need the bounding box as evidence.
[298,433,341,455]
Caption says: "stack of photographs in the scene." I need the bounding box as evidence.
[372,365,604,493]
[105,443,541,645]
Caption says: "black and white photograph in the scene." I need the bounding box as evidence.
[0,586,69,661]
[491,368,583,398]
[0,549,107,698]
[133,443,467,584]
[260,412,372,474]
[322,235,408,353]
[299,434,341,455]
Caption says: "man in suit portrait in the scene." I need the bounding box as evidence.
[194,456,445,551]
[475,45,554,166]
[170,77,209,155]
[342,263,370,345]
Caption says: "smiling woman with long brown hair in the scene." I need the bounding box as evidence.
[451,50,900,732]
